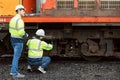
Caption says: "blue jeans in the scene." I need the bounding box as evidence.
[10,37,23,76]
[27,56,51,69]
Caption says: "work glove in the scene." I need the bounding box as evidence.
[22,33,29,38]
[51,41,54,47]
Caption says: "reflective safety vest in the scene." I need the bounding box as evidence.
[26,38,53,58]
[9,14,25,38]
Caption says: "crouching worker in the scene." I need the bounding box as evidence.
[26,29,53,74]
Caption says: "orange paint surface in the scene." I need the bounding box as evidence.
[23,0,36,13]
[1,0,120,23]
[74,0,78,8]
[1,16,120,23]
[42,0,56,10]
[0,0,22,16]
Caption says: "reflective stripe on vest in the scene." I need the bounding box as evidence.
[9,18,24,30]
[28,39,41,52]
[9,14,25,38]
[27,39,43,58]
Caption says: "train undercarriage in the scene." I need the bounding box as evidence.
[1,23,120,61]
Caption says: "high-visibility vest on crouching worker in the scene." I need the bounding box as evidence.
[26,38,53,58]
[9,14,25,38]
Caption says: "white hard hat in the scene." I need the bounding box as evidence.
[36,29,45,36]
[15,5,24,10]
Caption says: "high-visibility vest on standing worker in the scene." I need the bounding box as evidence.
[9,14,25,38]
[26,38,53,58]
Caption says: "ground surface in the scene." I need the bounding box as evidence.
[0,57,120,80]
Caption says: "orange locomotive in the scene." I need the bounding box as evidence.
[0,0,120,61]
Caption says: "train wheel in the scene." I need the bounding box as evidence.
[80,42,89,55]
[80,41,104,62]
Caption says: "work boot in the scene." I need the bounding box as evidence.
[27,65,32,72]
[38,66,46,74]
[12,73,25,78]
[10,73,13,76]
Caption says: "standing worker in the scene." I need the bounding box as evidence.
[9,5,28,78]
[26,29,53,74]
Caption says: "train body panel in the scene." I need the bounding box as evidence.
[1,0,120,61]
[0,0,22,16]
[23,0,36,13]
[42,0,120,17]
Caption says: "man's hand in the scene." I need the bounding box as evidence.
[22,33,29,38]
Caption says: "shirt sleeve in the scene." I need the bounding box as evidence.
[17,19,25,36]
[41,41,53,50]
